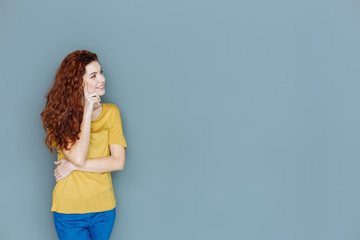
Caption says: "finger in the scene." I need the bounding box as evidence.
[85,94,99,101]
[86,91,97,96]
[93,92,101,102]
[86,96,101,104]
[55,171,61,178]
[86,92,100,99]
[88,96,100,101]
[55,173,61,180]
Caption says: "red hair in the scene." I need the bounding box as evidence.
[41,50,98,153]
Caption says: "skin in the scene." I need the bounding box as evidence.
[82,60,106,118]
[53,61,126,182]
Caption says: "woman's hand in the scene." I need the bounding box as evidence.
[83,82,101,115]
[54,159,77,182]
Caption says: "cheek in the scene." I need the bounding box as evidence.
[88,79,98,89]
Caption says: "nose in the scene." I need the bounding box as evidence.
[98,74,105,83]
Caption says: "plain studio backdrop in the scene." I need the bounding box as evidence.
[1,0,360,239]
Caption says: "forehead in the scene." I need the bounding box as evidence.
[85,61,101,73]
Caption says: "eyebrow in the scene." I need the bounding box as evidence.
[89,68,103,76]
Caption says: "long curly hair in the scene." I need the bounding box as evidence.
[41,50,98,153]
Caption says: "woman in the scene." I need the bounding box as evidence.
[41,50,127,240]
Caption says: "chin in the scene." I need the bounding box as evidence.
[96,89,106,96]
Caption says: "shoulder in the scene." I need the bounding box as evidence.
[104,103,121,114]
[104,103,119,110]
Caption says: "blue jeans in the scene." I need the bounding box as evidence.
[53,207,116,240]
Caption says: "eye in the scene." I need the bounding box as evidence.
[100,70,104,74]
[91,75,96,78]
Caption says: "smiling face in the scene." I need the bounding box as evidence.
[83,61,106,96]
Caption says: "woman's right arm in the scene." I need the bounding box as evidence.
[60,112,92,166]
[58,85,100,167]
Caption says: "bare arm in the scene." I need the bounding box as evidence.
[77,144,126,172]
[59,113,91,166]
[54,144,126,181]
[59,84,100,167]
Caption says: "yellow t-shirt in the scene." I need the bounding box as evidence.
[51,103,127,213]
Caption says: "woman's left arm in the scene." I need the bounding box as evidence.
[54,144,125,182]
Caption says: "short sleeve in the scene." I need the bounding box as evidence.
[108,105,127,149]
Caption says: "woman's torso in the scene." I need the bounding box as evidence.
[51,103,119,213]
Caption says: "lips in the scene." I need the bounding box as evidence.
[96,85,104,89]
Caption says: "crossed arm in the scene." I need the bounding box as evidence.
[54,144,126,182]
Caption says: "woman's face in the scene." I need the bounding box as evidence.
[83,61,105,96]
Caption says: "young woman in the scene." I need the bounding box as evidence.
[41,50,127,240]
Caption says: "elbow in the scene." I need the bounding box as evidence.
[119,163,125,171]
[76,159,86,167]
[74,161,85,167]
[61,148,87,167]
[117,162,125,171]
[72,154,86,167]
[116,158,125,171]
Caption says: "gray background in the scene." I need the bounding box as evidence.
[1,0,360,239]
